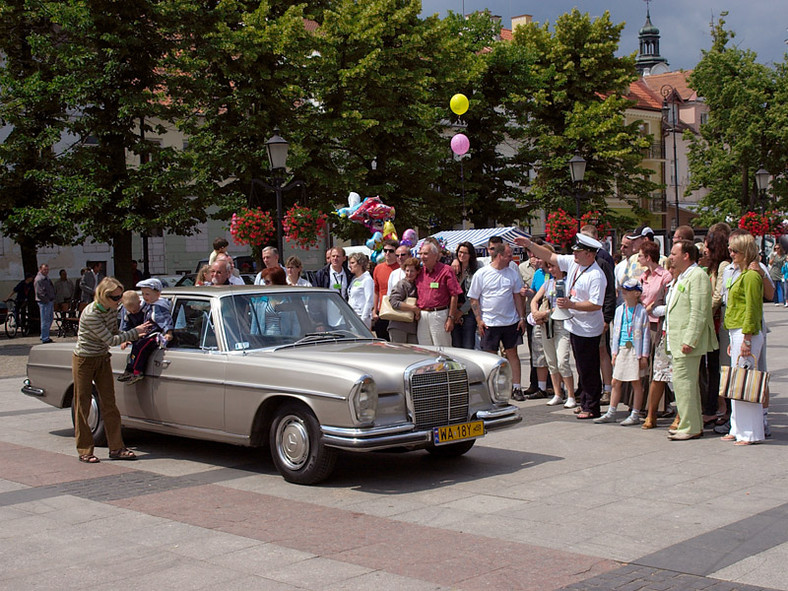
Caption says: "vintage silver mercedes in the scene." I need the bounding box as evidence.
[22,285,521,484]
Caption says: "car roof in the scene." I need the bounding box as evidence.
[161,285,334,297]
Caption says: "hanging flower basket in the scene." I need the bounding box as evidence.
[545,208,576,249]
[579,211,612,238]
[230,208,275,248]
[738,211,769,237]
[282,204,328,248]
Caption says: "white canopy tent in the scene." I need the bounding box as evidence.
[414,227,530,256]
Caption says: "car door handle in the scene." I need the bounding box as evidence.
[155,359,171,368]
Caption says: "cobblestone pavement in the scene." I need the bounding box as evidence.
[1,308,787,590]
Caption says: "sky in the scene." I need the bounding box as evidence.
[421,0,788,71]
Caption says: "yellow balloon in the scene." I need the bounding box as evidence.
[450,93,469,115]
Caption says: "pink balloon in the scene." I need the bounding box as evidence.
[450,133,470,156]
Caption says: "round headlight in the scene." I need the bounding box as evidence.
[489,361,512,404]
[351,376,378,423]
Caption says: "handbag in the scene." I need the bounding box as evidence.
[719,354,769,404]
[379,295,416,322]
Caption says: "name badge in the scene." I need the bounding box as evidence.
[332,283,342,290]
[625,341,633,349]
[677,283,686,293]
[430,282,439,289]
[353,280,362,287]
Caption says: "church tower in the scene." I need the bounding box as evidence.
[635,2,669,76]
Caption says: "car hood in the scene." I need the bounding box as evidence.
[244,340,488,391]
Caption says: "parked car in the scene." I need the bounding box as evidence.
[195,255,256,274]
[174,273,255,287]
[22,286,521,484]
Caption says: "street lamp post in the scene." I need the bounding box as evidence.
[249,128,304,257]
[568,153,587,232]
[755,167,770,257]
[661,85,680,232]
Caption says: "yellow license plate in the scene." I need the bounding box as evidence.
[433,420,485,445]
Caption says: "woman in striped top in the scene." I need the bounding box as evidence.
[73,277,152,463]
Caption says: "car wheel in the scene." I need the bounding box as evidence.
[71,388,107,447]
[426,439,476,457]
[5,313,18,338]
[269,402,337,485]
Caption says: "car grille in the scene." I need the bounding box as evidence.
[409,368,469,429]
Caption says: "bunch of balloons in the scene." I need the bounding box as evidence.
[334,193,415,263]
[450,93,470,156]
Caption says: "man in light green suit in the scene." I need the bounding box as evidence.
[665,240,718,440]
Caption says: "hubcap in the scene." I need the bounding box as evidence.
[87,395,100,432]
[276,415,309,470]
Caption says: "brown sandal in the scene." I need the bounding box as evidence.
[108,448,137,460]
[79,454,100,463]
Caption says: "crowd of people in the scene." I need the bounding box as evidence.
[24,222,775,463]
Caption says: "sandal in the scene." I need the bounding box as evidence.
[720,434,736,442]
[79,454,100,463]
[108,448,137,461]
[734,440,757,446]
[576,411,597,420]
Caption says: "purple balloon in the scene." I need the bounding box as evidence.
[450,133,470,156]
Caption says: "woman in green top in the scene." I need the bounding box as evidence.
[722,233,765,445]
[73,277,152,463]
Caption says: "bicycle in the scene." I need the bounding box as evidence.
[4,299,31,338]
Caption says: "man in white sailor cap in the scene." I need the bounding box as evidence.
[514,233,608,419]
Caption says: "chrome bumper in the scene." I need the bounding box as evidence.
[21,379,45,397]
[321,405,521,451]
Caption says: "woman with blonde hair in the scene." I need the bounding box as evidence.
[722,232,765,445]
[72,277,152,463]
[195,264,211,286]
[285,256,312,287]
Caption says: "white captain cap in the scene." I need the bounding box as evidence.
[571,233,603,252]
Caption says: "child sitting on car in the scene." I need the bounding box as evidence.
[118,278,174,385]
[119,290,145,333]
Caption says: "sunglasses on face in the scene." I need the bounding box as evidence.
[729,247,738,253]
[108,294,123,302]
[396,253,408,258]
[383,248,396,253]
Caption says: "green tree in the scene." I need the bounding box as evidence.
[166,0,315,247]
[509,9,657,224]
[0,1,74,276]
[301,0,475,238]
[440,11,535,228]
[687,14,782,224]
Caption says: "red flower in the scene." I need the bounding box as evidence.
[545,208,576,249]
[579,211,612,238]
[230,208,275,247]
[282,204,328,248]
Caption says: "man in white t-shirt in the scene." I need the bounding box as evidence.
[515,233,607,419]
[468,243,526,400]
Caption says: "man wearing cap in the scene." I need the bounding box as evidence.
[664,240,718,440]
[515,233,607,419]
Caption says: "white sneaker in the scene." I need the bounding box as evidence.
[563,398,577,409]
[546,395,565,406]
[620,414,641,426]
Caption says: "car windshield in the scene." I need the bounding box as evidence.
[220,290,374,351]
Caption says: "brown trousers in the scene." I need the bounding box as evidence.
[72,354,124,456]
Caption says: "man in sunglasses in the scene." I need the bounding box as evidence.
[372,239,400,340]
